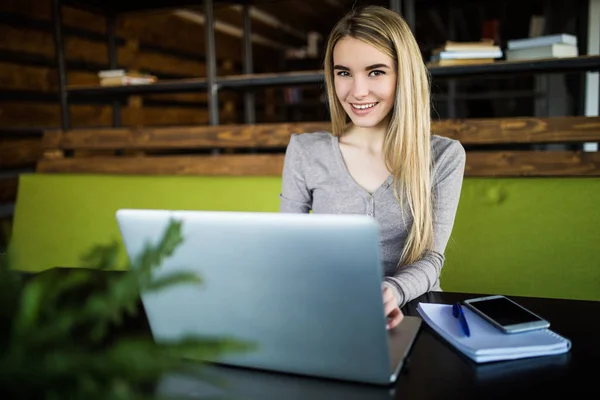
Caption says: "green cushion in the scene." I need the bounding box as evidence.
[9,174,282,271]
[441,178,600,302]
[8,173,600,301]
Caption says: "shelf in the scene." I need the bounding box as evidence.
[69,79,209,97]
[63,0,261,15]
[0,127,45,139]
[67,56,600,98]
[428,55,600,78]
[68,70,325,98]
[63,0,530,15]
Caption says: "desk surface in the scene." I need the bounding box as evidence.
[150,291,599,399]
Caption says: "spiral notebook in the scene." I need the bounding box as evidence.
[416,303,571,363]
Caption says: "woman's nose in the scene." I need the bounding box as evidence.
[352,76,369,99]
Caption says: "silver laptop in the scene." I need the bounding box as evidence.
[116,209,421,386]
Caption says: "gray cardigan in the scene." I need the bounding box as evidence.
[279,131,466,307]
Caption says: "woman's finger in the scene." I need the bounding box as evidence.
[384,299,396,317]
[387,307,404,330]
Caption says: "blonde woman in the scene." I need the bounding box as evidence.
[280,6,466,329]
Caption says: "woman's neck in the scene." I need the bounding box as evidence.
[343,118,389,154]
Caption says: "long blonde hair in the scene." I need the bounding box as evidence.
[323,6,433,267]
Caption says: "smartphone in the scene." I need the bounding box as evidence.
[463,295,550,334]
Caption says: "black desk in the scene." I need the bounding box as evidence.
[151,292,599,399]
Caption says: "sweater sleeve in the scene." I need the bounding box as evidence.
[279,134,312,213]
[383,140,466,307]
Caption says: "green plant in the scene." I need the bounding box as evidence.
[0,219,251,399]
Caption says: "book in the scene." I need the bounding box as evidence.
[100,76,157,86]
[431,49,503,60]
[97,69,157,86]
[442,40,499,52]
[97,69,153,78]
[416,303,571,363]
[98,69,127,78]
[505,43,578,61]
[507,33,577,50]
[428,58,496,67]
[429,40,502,66]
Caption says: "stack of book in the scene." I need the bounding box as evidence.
[505,34,578,61]
[98,70,157,86]
[429,39,503,66]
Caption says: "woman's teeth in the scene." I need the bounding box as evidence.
[351,102,378,110]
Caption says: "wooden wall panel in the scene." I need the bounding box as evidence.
[0,178,18,203]
[0,12,246,128]
[35,151,600,177]
[42,122,330,150]
[1,0,106,33]
[0,25,210,78]
[0,25,55,58]
[0,61,54,91]
[0,62,221,104]
[39,117,600,150]
[118,14,246,64]
[0,62,108,91]
[0,0,278,65]
[0,102,217,127]
[465,151,600,176]
[36,117,600,177]
[116,47,207,77]
[433,116,600,144]
[37,154,287,176]
[0,139,42,168]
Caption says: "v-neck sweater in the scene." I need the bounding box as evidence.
[279,131,466,307]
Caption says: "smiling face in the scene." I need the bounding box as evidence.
[332,36,397,130]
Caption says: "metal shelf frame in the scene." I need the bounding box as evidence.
[66,56,600,97]
[51,0,600,130]
[51,0,427,129]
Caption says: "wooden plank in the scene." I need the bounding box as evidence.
[0,61,58,92]
[254,2,322,36]
[433,116,600,144]
[0,1,252,65]
[0,103,223,128]
[0,62,116,92]
[116,13,246,64]
[0,62,238,105]
[465,151,600,176]
[0,138,42,168]
[0,177,18,202]
[0,25,211,78]
[37,154,286,176]
[39,116,600,151]
[42,122,331,150]
[36,151,600,177]
[214,7,305,47]
[0,0,106,33]
[0,25,56,61]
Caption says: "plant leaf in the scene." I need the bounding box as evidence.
[144,271,202,293]
[12,278,45,338]
[80,241,121,270]
[0,218,252,399]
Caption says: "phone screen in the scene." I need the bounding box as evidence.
[468,297,543,326]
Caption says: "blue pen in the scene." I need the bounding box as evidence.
[452,302,471,337]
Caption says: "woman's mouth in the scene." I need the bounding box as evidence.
[350,102,379,115]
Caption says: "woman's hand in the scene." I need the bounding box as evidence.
[383,286,404,330]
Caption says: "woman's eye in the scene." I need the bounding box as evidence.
[336,71,350,77]
[369,70,385,77]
